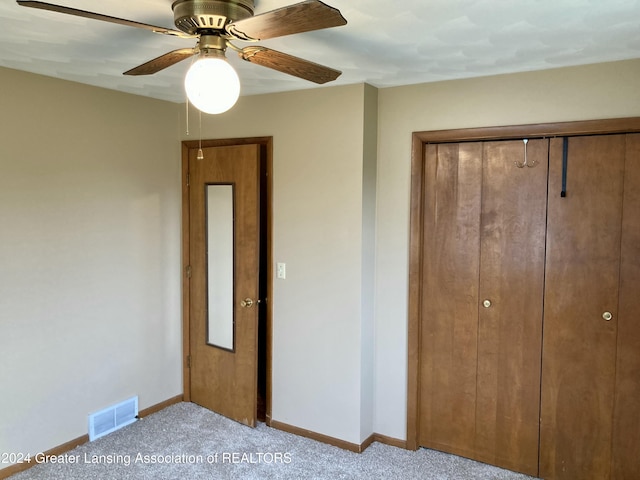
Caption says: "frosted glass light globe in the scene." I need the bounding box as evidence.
[185,57,240,114]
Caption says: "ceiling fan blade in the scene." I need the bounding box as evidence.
[227,0,346,41]
[124,48,195,76]
[240,46,341,84]
[16,1,192,38]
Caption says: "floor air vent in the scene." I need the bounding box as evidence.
[88,396,138,441]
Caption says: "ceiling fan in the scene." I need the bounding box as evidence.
[16,0,347,112]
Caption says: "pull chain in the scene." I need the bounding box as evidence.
[197,109,204,160]
[185,94,189,136]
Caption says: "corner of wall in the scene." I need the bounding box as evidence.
[360,83,379,441]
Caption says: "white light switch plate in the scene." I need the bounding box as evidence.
[277,262,286,279]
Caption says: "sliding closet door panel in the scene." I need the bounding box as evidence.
[540,135,625,480]
[475,139,548,476]
[612,133,640,479]
[419,142,482,457]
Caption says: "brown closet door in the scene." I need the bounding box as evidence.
[612,133,640,478]
[475,139,547,476]
[419,140,547,476]
[540,135,626,479]
[419,142,483,459]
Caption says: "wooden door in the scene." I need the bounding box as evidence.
[419,139,547,476]
[188,143,261,427]
[419,142,483,459]
[475,139,547,475]
[611,133,640,478]
[540,135,626,479]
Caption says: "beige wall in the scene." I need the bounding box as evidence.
[374,59,640,440]
[0,67,183,456]
[2,58,639,462]
[360,83,378,441]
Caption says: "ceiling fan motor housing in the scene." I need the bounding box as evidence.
[172,0,255,35]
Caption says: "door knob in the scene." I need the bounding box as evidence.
[602,311,613,321]
[240,298,254,308]
[483,299,492,308]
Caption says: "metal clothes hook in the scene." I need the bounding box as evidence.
[515,139,537,168]
[515,139,527,168]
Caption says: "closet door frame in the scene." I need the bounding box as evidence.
[407,117,640,451]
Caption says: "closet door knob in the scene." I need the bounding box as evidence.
[483,300,492,308]
[602,311,613,321]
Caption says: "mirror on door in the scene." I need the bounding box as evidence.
[206,184,235,351]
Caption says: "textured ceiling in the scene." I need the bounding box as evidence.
[1,0,639,104]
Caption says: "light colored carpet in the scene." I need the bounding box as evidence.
[10,402,539,479]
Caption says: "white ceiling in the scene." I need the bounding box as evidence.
[1,0,639,104]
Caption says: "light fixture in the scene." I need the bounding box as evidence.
[185,35,240,115]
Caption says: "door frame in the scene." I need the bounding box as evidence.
[407,117,640,450]
[182,136,273,425]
